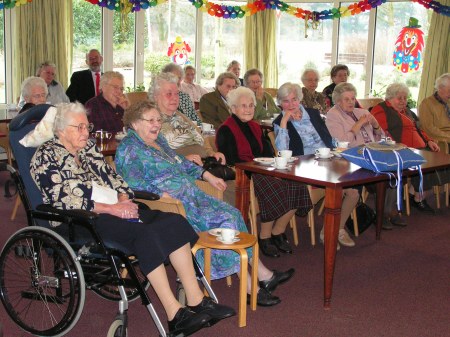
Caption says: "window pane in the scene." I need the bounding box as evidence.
[337,5,370,97]
[0,9,5,103]
[113,11,135,89]
[201,3,245,88]
[72,0,102,73]
[373,2,430,102]
[277,3,334,90]
[143,0,197,90]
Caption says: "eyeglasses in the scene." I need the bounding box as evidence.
[68,123,94,133]
[108,84,124,92]
[249,80,262,85]
[31,93,47,99]
[280,97,300,105]
[235,103,255,110]
[140,117,162,124]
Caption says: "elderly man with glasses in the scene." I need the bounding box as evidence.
[85,71,130,133]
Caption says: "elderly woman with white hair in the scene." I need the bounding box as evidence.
[19,76,48,113]
[30,102,236,335]
[419,73,450,149]
[371,82,446,214]
[300,69,328,114]
[85,71,130,133]
[216,86,312,257]
[274,82,359,247]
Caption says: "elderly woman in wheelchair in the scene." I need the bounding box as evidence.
[26,102,235,335]
[114,100,295,307]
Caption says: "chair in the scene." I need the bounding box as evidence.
[126,91,148,105]
[0,121,13,165]
[357,98,383,110]
[0,106,216,337]
[264,88,278,98]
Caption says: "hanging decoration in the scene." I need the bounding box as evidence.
[393,17,425,73]
[167,36,192,66]
[1,0,449,18]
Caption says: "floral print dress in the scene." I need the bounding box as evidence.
[115,130,250,280]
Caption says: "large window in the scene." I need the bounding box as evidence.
[0,9,5,103]
[113,12,135,89]
[373,2,431,102]
[72,0,102,73]
[143,0,197,90]
[277,2,334,89]
[201,2,245,88]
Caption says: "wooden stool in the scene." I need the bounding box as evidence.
[192,231,258,327]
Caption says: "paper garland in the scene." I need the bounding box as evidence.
[0,0,449,18]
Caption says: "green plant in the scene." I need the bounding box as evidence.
[125,83,146,93]
[407,94,417,109]
[144,53,170,75]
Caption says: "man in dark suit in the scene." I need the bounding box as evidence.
[66,49,103,104]
[199,72,240,129]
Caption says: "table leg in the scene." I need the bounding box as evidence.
[375,181,387,240]
[236,168,250,224]
[236,249,248,327]
[323,186,342,309]
[204,248,211,285]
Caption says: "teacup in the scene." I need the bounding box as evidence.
[278,150,292,159]
[315,147,331,158]
[95,130,112,140]
[220,228,236,243]
[201,123,213,132]
[274,157,288,169]
[337,141,349,149]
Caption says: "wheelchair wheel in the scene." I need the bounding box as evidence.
[91,256,149,302]
[0,226,85,337]
[107,319,128,337]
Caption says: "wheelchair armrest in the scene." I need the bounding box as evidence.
[133,190,160,201]
[36,204,98,221]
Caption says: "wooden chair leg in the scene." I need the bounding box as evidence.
[404,183,410,216]
[351,208,359,237]
[10,195,22,220]
[307,209,316,246]
[290,217,298,246]
[226,276,232,287]
[445,184,449,208]
[433,185,441,209]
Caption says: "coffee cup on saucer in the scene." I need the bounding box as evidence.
[337,141,349,149]
[278,150,292,159]
[274,157,288,169]
[201,123,213,132]
[315,147,331,158]
[220,228,236,243]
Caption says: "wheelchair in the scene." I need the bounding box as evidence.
[0,104,217,337]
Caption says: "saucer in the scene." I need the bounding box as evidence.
[115,133,126,141]
[217,237,240,244]
[208,228,240,237]
[315,153,333,159]
[271,164,290,170]
[254,157,274,166]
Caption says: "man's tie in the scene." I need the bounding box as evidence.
[95,72,100,95]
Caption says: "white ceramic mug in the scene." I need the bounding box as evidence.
[220,228,236,243]
[278,150,292,159]
[274,156,288,168]
[315,147,330,157]
[337,141,349,149]
[201,123,213,132]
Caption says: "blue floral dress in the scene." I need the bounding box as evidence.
[115,130,250,280]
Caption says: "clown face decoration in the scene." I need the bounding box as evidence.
[393,17,425,73]
[167,36,192,66]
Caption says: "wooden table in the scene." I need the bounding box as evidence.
[235,150,450,309]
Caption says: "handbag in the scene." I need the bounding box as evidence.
[202,157,236,181]
[341,142,426,212]
[346,201,376,235]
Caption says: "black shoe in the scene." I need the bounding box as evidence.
[259,238,280,258]
[247,288,281,307]
[382,218,393,230]
[410,196,435,214]
[188,296,236,326]
[259,268,295,293]
[389,214,407,227]
[168,307,211,336]
[271,233,293,254]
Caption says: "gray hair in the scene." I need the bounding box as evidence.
[277,82,303,104]
[435,73,450,90]
[161,63,183,79]
[99,71,124,90]
[384,83,409,101]
[243,68,263,87]
[21,77,48,100]
[86,49,101,60]
[215,72,240,88]
[36,61,56,77]
[301,68,319,83]
[53,102,87,134]
[330,64,349,78]
[332,82,357,104]
[227,87,256,108]
[148,72,179,100]
[227,60,240,71]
